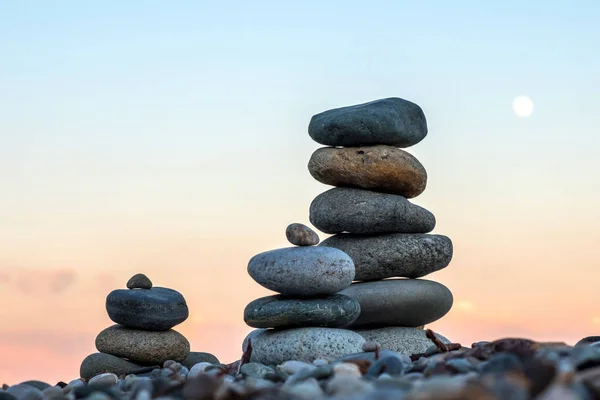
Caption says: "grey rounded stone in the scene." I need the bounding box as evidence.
[247,247,355,296]
[285,223,320,246]
[5,385,42,400]
[106,287,189,331]
[308,97,427,148]
[355,327,450,355]
[243,294,361,329]
[127,273,152,289]
[181,352,220,369]
[310,187,436,234]
[243,328,365,365]
[80,353,142,381]
[340,279,453,328]
[95,324,190,364]
[320,233,452,281]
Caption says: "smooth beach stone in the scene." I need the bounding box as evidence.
[95,324,190,364]
[5,385,42,400]
[243,328,365,366]
[80,353,142,381]
[320,233,452,281]
[340,279,453,328]
[308,98,427,148]
[243,294,360,329]
[308,145,427,198]
[106,287,188,330]
[181,352,219,369]
[126,273,152,290]
[309,187,436,234]
[285,223,320,246]
[247,246,355,296]
[355,327,450,355]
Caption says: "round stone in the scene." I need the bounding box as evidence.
[320,233,452,281]
[355,327,450,355]
[95,324,190,364]
[339,279,453,328]
[127,273,152,289]
[310,187,435,234]
[80,353,141,381]
[308,97,428,148]
[243,294,361,329]
[247,247,355,296]
[285,223,320,246]
[181,352,220,369]
[243,328,365,365]
[308,145,427,198]
[106,287,189,330]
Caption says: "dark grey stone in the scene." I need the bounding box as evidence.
[308,97,427,148]
[355,327,450,354]
[572,345,600,370]
[340,279,453,328]
[5,385,42,400]
[0,393,17,400]
[106,287,189,331]
[239,363,275,379]
[366,356,407,377]
[244,294,360,329]
[181,352,220,369]
[576,336,600,347]
[247,246,355,296]
[310,187,435,234]
[479,353,523,374]
[126,273,152,290]
[445,358,476,374]
[320,233,453,281]
[79,353,142,381]
[18,381,51,391]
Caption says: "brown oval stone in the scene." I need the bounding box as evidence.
[307,145,427,198]
[285,223,320,246]
[95,324,190,364]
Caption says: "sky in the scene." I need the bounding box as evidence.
[1,0,599,384]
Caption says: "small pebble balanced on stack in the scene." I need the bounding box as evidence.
[243,223,367,365]
[307,97,454,354]
[79,274,218,380]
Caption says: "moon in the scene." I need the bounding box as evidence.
[512,95,534,117]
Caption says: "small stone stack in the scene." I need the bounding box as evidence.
[243,223,366,365]
[307,97,454,354]
[80,274,217,380]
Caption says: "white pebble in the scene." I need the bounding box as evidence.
[88,373,118,386]
[280,360,315,375]
[325,374,374,397]
[284,378,324,400]
[187,362,213,380]
[333,362,361,377]
[312,359,329,366]
[377,373,392,380]
[134,390,152,400]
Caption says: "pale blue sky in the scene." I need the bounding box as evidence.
[0,0,599,255]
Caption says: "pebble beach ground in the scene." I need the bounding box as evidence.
[3,333,600,400]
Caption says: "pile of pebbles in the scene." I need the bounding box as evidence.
[3,334,600,399]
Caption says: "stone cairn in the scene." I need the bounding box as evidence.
[244,97,454,364]
[79,274,218,380]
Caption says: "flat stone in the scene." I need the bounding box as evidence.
[181,352,219,369]
[320,233,452,281]
[308,97,427,148]
[244,294,360,329]
[309,187,435,234]
[243,328,365,366]
[340,279,453,328]
[355,327,450,355]
[308,145,427,198]
[106,287,189,330]
[247,246,355,296]
[285,223,320,246]
[127,273,152,290]
[80,353,142,381]
[95,324,190,364]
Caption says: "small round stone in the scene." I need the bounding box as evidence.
[181,352,219,369]
[285,223,320,246]
[243,294,360,329]
[88,373,118,386]
[127,273,152,289]
[356,327,451,354]
[362,341,381,353]
[247,246,355,296]
[80,353,141,381]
